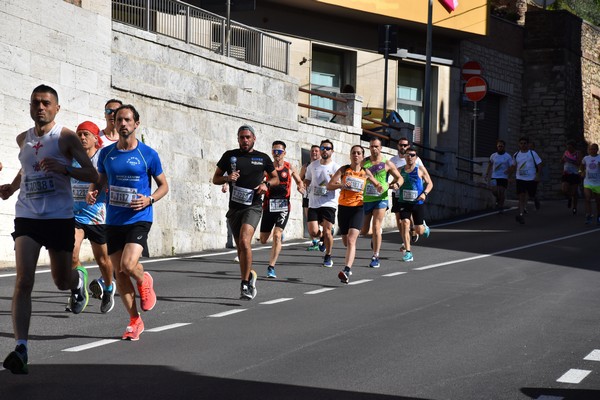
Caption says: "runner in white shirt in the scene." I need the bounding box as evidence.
[581,143,600,225]
[484,140,514,212]
[98,99,122,148]
[511,137,542,224]
[304,139,340,268]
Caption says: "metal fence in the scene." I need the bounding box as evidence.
[112,0,290,74]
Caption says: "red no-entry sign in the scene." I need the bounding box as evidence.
[461,61,482,81]
[465,76,487,102]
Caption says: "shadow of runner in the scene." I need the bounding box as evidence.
[0,364,430,400]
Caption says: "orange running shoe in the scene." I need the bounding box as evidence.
[138,271,156,311]
[122,316,144,341]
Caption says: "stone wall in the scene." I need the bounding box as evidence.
[581,22,600,146]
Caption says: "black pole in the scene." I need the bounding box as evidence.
[383,24,390,122]
[423,0,433,158]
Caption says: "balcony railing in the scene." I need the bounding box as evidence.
[112,0,290,74]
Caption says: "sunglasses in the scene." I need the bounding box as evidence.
[320,146,333,151]
[406,153,417,158]
[272,149,284,155]
[399,144,409,147]
[105,109,118,115]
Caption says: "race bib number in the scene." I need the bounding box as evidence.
[231,185,254,205]
[72,183,89,201]
[269,199,288,212]
[313,185,328,196]
[24,174,55,198]
[109,185,138,207]
[401,189,418,202]
[345,176,364,193]
[365,182,380,196]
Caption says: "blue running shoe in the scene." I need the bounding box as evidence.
[89,277,104,300]
[323,254,333,268]
[402,251,414,262]
[423,220,430,238]
[369,256,380,268]
[267,266,277,278]
[70,267,89,314]
[3,344,28,375]
[318,241,326,252]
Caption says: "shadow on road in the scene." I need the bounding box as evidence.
[0,364,430,400]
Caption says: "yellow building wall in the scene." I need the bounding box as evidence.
[317,0,488,35]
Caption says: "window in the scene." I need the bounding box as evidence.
[396,65,424,143]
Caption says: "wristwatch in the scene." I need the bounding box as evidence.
[149,196,155,204]
[264,181,270,188]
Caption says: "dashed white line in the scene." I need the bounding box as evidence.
[584,349,600,361]
[145,323,191,332]
[62,339,120,352]
[209,309,247,317]
[305,288,336,295]
[382,272,407,277]
[260,298,293,305]
[556,368,591,384]
[348,279,372,285]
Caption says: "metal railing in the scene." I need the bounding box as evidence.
[112,0,290,74]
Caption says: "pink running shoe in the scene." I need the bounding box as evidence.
[122,316,145,341]
[138,271,156,311]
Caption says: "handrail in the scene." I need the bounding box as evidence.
[456,155,483,166]
[111,0,290,74]
[412,142,445,155]
[299,103,346,117]
[456,167,483,177]
[299,87,348,103]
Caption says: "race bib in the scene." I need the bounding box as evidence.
[401,189,418,202]
[313,185,328,196]
[109,185,138,207]
[72,183,89,201]
[345,176,365,193]
[269,198,288,212]
[24,174,56,198]
[231,185,254,205]
[365,182,380,196]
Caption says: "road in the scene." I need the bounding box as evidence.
[0,200,599,400]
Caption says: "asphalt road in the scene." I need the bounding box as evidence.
[1,200,599,400]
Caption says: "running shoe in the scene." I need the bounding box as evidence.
[122,316,144,341]
[572,208,577,215]
[323,254,333,268]
[70,266,89,314]
[402,251,414,262]
[138,271,156,312]
[89,277,104,300]
[100,284,116,314]
[585,215,593,225]
[516,214,525,224]
[307,240,320,251]
[338,268,351,284]
[411,233,420,243]
[369,256,380,268]
[267,266,277,279]
[240,270,258,300]
[423,221,431,238]
[3,344,28,375]
[234,256,240,262]
[318,241,326,252]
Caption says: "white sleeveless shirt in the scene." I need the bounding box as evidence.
[16,124,74,219]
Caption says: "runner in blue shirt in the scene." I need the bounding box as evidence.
[89,104,169,341]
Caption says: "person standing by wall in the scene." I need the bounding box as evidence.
[213,125,278,300]
[561,140,582,215]
[1,85,98,374]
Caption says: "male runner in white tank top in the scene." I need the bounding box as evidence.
[0,85,98,374]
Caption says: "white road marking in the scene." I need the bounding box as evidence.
[584,349,600,361]
[415,229,600,271]
[260,298,293,305]
[431,229,510,233]
[305,288,336,294]
[209,309,247,317]
[382,272,407,277]
[348,279,372,285]
[145,323,191,332]
[62,339,120,352]
[556,368,591,384]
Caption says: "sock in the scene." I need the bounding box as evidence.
[16,340,28,350]
[105,283,113,292]
[373,253,379,258]
[344,266,351,273]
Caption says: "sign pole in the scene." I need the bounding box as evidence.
[472,101,478,161]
